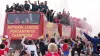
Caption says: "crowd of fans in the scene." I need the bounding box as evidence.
[0,31,100,56]
[5,0,70,26]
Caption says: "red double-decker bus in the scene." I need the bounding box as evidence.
[3,12,91,49]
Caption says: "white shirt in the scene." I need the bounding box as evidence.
[25,45,38,56]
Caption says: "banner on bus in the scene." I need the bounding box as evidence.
[44,22,59,39]
[62,25,71,38]
[6,25,39,40]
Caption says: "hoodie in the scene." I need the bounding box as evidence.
[83,32,100,54]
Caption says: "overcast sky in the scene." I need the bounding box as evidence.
[0,0,100,37]
[68,0,100,37]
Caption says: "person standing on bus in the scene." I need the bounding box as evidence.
[83,32,100,56]
[14,17,20,24]
[5,5,11,12]
[28,0,39,12]
[47,10,55,22]
[24,1,30,11]
[21,36,38,56]
[38,2,44,12]
[44,1,48,10]
[42,1,49,14]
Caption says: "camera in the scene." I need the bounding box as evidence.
[31,51,34,56]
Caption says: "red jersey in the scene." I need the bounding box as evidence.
[62,43,68,52]
[0,48,9,56]
[45,52,60,56]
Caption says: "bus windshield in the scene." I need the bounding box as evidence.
[7,13,40,24]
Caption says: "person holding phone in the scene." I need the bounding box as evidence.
[21,36,38,56]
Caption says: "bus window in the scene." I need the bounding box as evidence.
[31,13,40,24]
[7,13,40,24]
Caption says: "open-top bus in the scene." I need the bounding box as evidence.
[3,12,91,49]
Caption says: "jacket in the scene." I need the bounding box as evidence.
[83,32,100,54]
